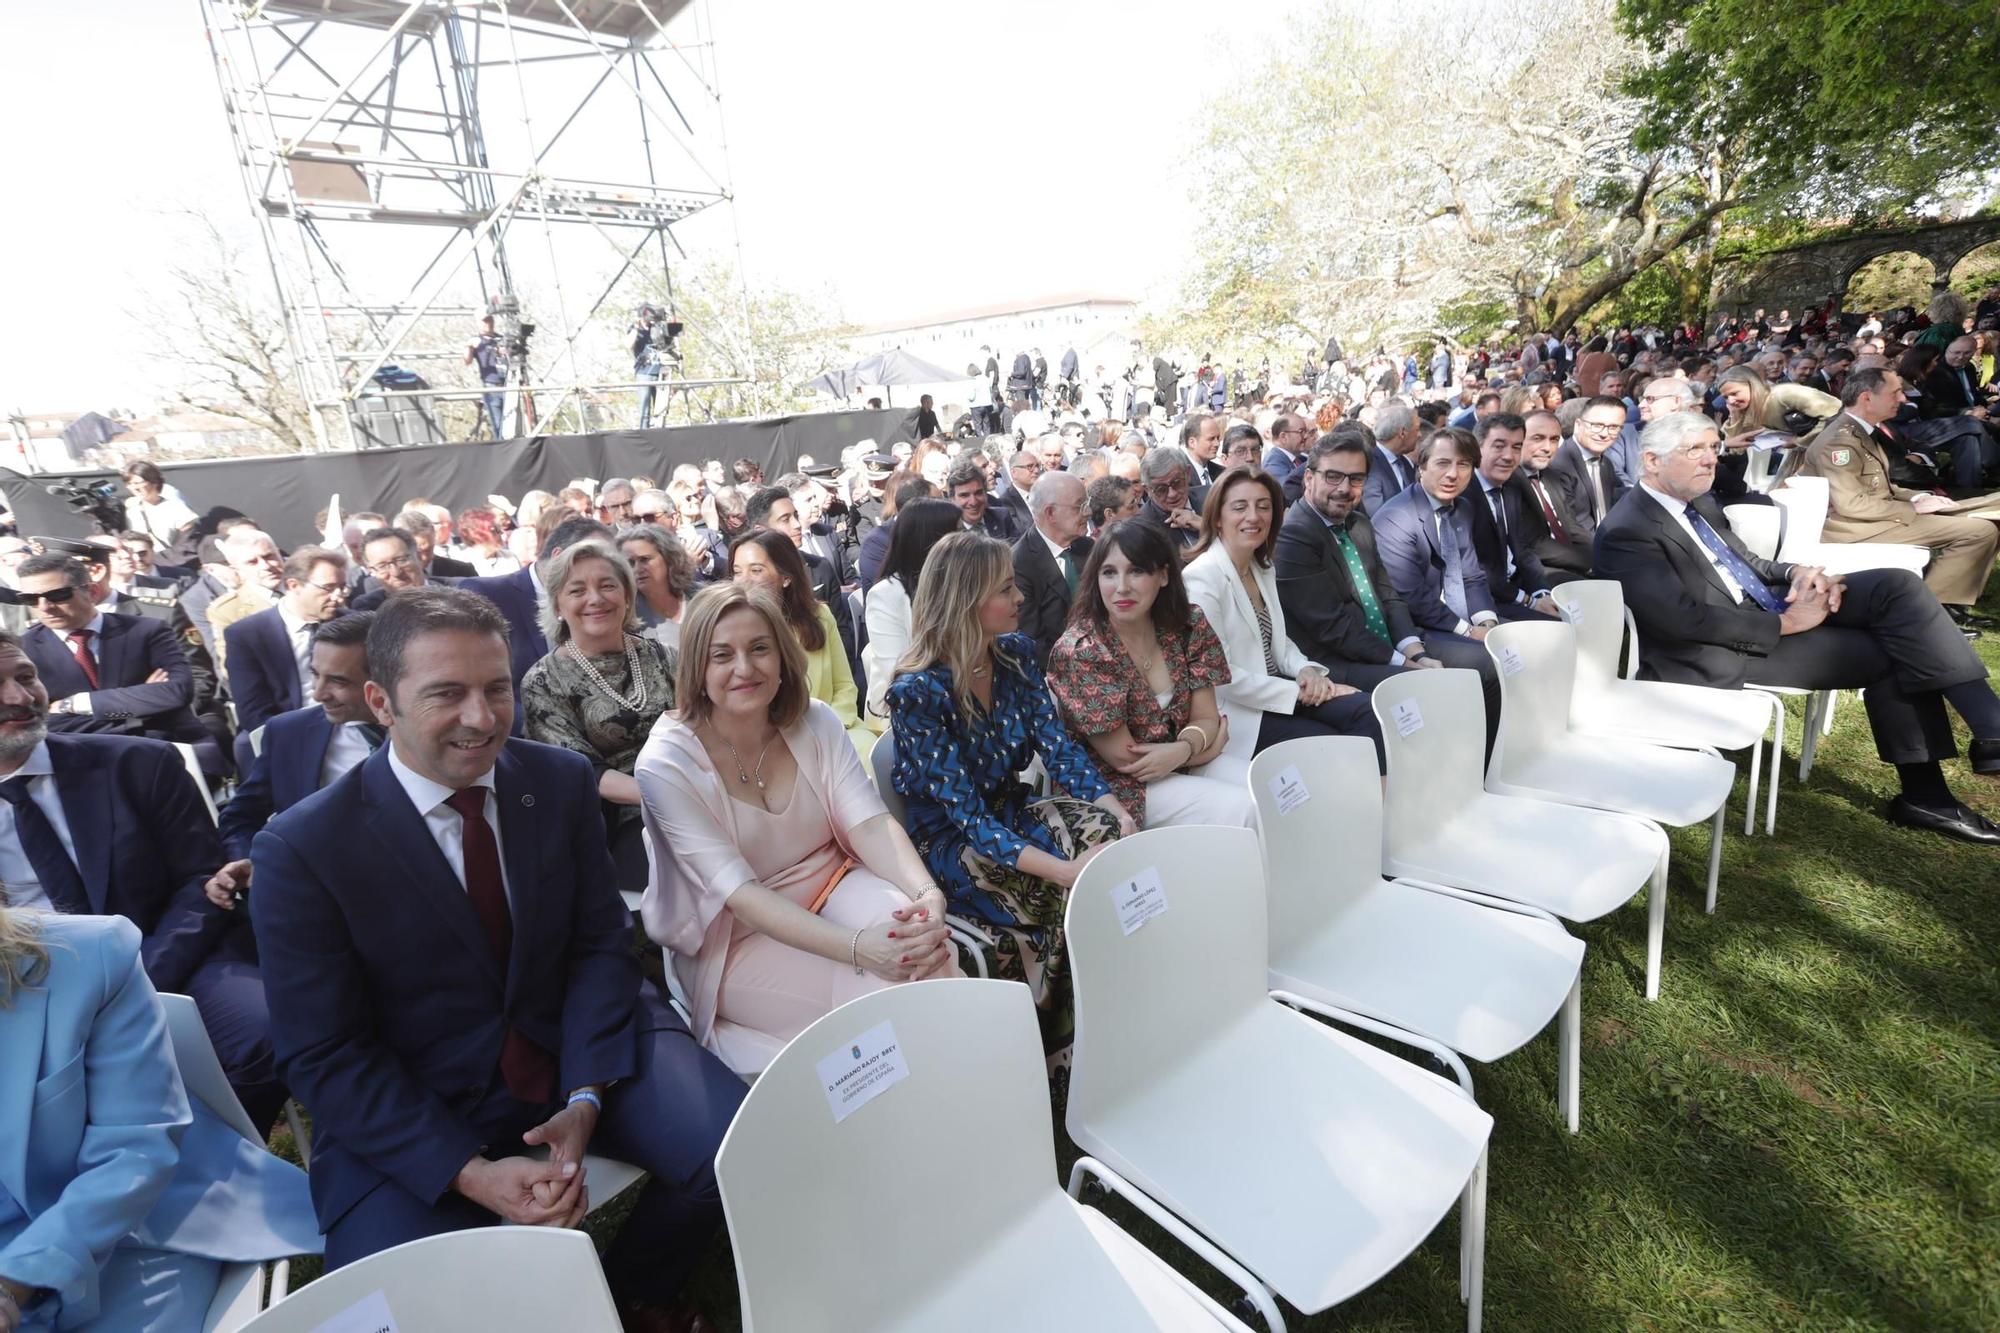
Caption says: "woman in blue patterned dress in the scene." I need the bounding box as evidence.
[886,532,1137,1011]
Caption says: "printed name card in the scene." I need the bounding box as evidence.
[310,1290,399,1333]
[1268,764,1311,815]
[1112,866,1170,935]
[817,1020,910,1124]
[1498,646,1525,676]
[1392,698,1424,737]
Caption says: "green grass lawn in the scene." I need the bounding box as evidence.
[275,609,2000,1332]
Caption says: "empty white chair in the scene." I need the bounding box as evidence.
[1771,475,1930,576]
[1250,737,1587,1131]
[1066,826,1493,1331]
[242,1228,622,1331]
[1372,670,1675,999]
[1722,501,1783,558]
[1551,580,1785,836]
[176,741,221,825]
[1484,621,1736,914]
[717,978,1257,1331]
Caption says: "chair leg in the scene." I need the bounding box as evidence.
[1743,731,1762,837]
[1765,701,1784,835]
[1822,690,1838,736]
[1799,693,1824,781]
[1461,1147,1488,1333]
[283,1101,311,1167]
[1558,976,1581,1134]
[1644,849,1669,1001]
[1704,803,1725,915]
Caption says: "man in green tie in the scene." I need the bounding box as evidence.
[1012,471,1093,669]
[1277,435,1493,701]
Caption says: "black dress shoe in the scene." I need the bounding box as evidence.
[1971,738,2000,776]
[1887,796,2000,846]
[1946,605,1998,630]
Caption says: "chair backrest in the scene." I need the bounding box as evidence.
[1722,503,1783,561]
[173,742,220,826]
[1247,737,1389,949]
[1066,827,1271,1127]
[159,992,264,1146]
[1770,475,1829,556]
[869,727,908,824]
[248,724,267,759]
[716,980,1057,1330]
[1548,579,1626,696]
[1483,619,1579,773]
[1371,668,1491,850]
[241,1228,620,1331]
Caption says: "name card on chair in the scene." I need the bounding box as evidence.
[1392,699,1424,737]
[1268,765,1311,815]
[817,1020,909,1124]
[1112,866,1170,935]
[310,1289,399,1333]
[1498,646,1525,676]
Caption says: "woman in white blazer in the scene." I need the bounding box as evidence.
[1182,468,1385,770]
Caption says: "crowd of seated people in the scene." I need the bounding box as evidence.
[6,287,2000,1323]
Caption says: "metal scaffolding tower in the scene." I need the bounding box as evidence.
[197,0,737,450]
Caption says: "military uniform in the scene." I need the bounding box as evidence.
[1792,413,1998,606]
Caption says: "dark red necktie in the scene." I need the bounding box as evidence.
[67,630,100,689]
[446,788,555,1104]
[1530,476,1571,544]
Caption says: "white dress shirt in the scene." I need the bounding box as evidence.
[319,719,378,789]
[385,742,511,905]
[1639,482,1745,603]
[277,601,317,699]
[0,740,81,911]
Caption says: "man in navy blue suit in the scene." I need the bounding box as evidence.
[1260,411,1312,487]
[251,589,743,1327]
[457,516,613,734]
[0,628,281,1128]
[224,545,351,733]
[216,611,377,867]
[15,554,208,744]
[1372,429,1503,643]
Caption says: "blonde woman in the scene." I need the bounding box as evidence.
[0,908,317,1332]
[884,533,1135,1022]
[1715,365,1839,447]
[637,584,957,1076]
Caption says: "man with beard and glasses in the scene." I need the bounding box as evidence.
[251,589,743,1330]
[0,628,281,1127]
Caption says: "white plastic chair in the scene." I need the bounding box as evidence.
[175,741,221,825]
[242,1228,622,1331]
[869,730,995,978]
[1249,737,1587,1131]
[1770,476,1931,576]
[1721,501,1782,560]
[1484,622,1736,913]
[1551,580,1785,836]
[716,979,1256,1331]
[1066,826,1494,1331]
[160,994,321,1321]
[1371,670,1676,999]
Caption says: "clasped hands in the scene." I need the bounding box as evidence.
[1777,565,1844,635]
[1295,668,1355,708]
[454,1098,598,1228]
[855,890,955,982]
[1112,716,1229,782]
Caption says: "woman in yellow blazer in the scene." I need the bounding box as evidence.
[730,528,872,756]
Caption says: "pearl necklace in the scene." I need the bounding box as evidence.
[565,634,648,712]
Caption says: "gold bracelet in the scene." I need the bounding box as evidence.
[1177,724,1208,754]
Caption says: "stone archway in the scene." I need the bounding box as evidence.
[1713,216,2000,316]
[1844,250,1938,312]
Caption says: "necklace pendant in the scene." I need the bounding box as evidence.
[737,773,748,784]
[755,777,767,790]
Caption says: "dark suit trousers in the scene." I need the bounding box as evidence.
[185,941,285,1133]
[323,1003,744,1306]
[1253,694,1387,771]
[1742,568,1984,765]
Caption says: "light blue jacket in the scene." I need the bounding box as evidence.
[0,914,318,1328]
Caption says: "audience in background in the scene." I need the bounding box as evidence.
[730,529,866,754]
[620,523,697,651]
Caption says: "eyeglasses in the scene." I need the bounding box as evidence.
[367,555,419,575]
[302,580,349,597]
[1577,420,1625,434]
[1310,468,1364,488]
[22,586,79,606]
[1669,444,1721,461]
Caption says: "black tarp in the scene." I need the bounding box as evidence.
[2,408,917,547]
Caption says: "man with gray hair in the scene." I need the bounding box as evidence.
[1136,446,1204,549]
[1012,470,1093,668]
[1361,401,1421,515]
[991,448,1041,536]
[1594,409,2000,845]
[593,477,638,531]
[393,508,476,579]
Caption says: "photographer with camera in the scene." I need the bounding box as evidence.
[630,304,683,429]
[465,314,508,438]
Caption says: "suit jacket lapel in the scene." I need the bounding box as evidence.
[492,748,541,1001]
[359,750,505,992]
[281,710,334,807]
[96,616,130,685]
[1644,492,1735,600]
[50,740,112,911]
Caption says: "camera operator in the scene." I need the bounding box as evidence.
[630,304,682,429]
[465,314,508,438]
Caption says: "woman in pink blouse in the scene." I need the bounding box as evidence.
[1048,520,1258,830]
[637,583,958,1076]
